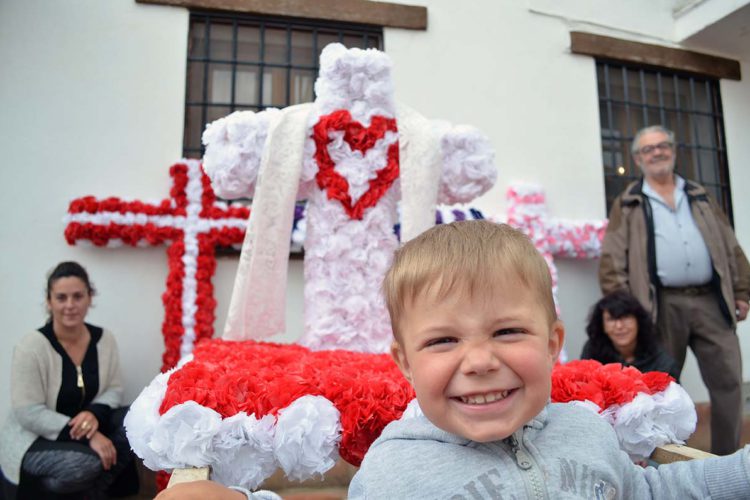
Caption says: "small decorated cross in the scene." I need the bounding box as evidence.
[504,182,608,316]
[64,161,249,370]
[63,159,481,369]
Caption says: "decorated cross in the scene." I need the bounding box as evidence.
[64,161,248,370]
[201,43,497,352]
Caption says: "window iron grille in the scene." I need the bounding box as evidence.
[183,11,383,158]
[596,60,732,222]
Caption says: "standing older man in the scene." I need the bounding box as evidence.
[600,124,750,455]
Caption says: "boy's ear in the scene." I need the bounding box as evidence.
[390,340,413,384]
[548,320,565,364]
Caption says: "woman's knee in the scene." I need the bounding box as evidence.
[23,447,102,494]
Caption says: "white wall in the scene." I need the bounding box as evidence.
[0,0,189,413]
[1,0,748,419]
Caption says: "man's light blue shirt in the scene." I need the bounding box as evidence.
[643,175,713,287]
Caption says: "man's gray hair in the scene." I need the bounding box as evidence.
[631,125,675,155]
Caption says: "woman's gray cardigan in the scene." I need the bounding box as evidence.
[0,328,123,484]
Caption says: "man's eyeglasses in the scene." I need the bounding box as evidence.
[637,141,673,156]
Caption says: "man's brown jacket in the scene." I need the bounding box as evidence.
[599,177,750,325]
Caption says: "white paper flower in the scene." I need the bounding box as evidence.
[438,124,497,203]
[211,412,278,489]
[273,395,341,481]
[124,370,173,471]
[203,109,281,200]
[149,400,222,468]
[612,382,696,460]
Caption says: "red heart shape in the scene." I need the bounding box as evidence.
[313,110,399,220]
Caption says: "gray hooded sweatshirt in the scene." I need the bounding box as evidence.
[348,403,750,499]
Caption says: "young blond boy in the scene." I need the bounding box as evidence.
[348,220,750,499]
[159,220,750,499]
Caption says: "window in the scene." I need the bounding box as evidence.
[183,11,383,158]
[596,61,732,221]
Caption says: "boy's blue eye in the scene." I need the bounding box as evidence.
[494,328,524,336]
[425,337,456,347]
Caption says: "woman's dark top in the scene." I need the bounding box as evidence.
[38,322,112,441]
[580,340,681,381]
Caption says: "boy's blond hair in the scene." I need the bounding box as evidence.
[383,220,557,339]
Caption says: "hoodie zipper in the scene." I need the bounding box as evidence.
[505,431,546,500]
[76,365,86,406]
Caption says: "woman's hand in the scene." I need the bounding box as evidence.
[69,410,98,440]
[154,480,246,499]
[89,431,117,470]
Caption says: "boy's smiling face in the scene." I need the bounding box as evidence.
[391,276,564,442]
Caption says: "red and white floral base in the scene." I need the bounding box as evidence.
[125,342,695,491]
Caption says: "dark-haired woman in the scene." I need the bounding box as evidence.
[581,290,680,380]
[0,262,138,499]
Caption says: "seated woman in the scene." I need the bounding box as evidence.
[0,261,138,499]
[582,290,680,380]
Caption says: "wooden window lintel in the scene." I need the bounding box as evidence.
[570,31,740,81]
[136,0,427,30]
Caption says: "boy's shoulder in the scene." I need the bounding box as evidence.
[349,403,624,499]
[544,402,620,445]
[546,401,611,426]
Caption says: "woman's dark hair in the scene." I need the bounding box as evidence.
[584,290,657,363]
[46,261,96,299]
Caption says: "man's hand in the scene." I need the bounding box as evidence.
[69,410,98,440]
[89,432,116,470]
[736,300,749,322]
[154,480,246,500]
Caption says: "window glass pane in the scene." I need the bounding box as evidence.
[264,27,288,64]
[264,67,288,106]
[209,23,234,61]
[237,24,260,63]
[645,108,661,129]
[625,68,642,105]
[318,31,341,53]
[291,69,315,104]
[184,104,204,157]
[235,67,259,106]
[186,61,205,103]
[641,71,659,107]
[207,105,232,125]
[699,151,718,185]
[342,33,365,49]
[291,29,315,66]
[689,78,711,113]
[693,114,715,146]
[676,78,692,111]
[189,19,207,59]
[208,63,234,104]
[675,146,697,181]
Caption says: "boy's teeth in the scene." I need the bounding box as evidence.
[460,390,509,405]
